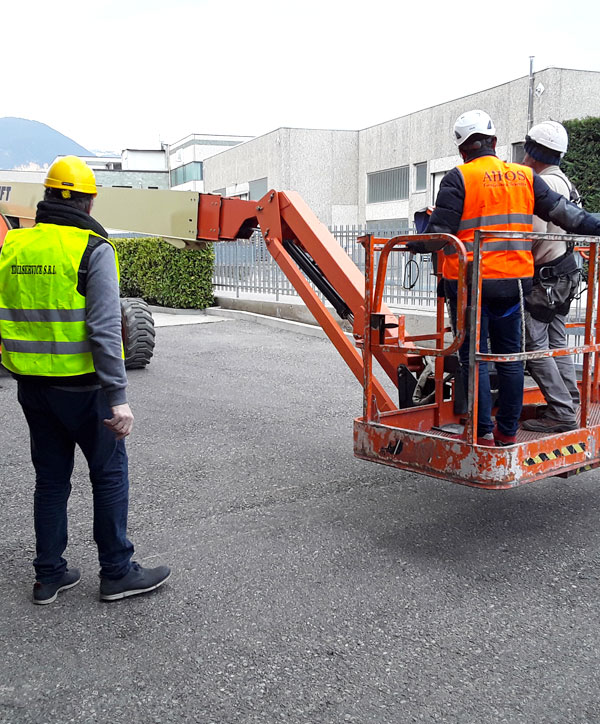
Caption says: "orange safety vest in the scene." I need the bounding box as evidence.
[443,156,534,282]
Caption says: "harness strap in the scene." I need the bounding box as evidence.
[77,235,108,296]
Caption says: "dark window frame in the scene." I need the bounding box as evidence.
[367,166,409,203]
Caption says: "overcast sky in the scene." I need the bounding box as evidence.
[4,0,600,153]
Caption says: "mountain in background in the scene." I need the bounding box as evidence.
[0,117,93,170]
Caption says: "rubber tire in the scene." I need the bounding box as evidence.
[121,297,155,369]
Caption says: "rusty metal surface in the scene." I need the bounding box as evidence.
[356,228,600,488]
[354,416,597,489]
[368,233,468,357]
[0,213,10,247]
[352,383,600,489]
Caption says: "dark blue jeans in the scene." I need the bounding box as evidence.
[448,293,524,437]
[17,382,134,583]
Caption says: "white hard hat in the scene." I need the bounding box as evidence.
[453,110,496,147]
[527,120,568,155]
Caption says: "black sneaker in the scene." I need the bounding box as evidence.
[521,416,577,433]
[99,562,171,601]
[33,568,81,605]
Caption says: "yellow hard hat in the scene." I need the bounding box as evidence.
[44,156,97,196]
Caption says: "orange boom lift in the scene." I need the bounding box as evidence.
[2,186,599,488]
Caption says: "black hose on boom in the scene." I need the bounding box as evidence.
[282,240,353,322]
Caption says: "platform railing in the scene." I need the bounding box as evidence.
[361,233,471,425]
[466,230,599,444]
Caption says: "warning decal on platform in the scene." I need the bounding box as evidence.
[524,442,586,467]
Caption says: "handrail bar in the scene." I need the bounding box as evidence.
[371,233,468,357]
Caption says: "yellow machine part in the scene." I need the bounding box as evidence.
[0,182,202,249]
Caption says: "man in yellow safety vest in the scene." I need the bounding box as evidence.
[0,156,170,604]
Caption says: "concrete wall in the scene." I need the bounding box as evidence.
[204,129,284,195]
[0,167,171,190]
[525,68,600,132]
[201,68,600,229]
[169,134,253,165]
[213,291,439,340]
[122,150,166,171]
[94,170,169,189]
[358,68,600,223]
[204,128,359,225]
[0,169,44,184]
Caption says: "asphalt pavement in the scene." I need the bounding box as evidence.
[2,317,600,723]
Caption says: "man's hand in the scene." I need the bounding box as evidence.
[406,238,447,254]
[103,403,134,439]
[405,241,428,254]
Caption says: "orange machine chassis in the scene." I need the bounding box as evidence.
[355,230,600,488]
[3,189,599,489]
[195,192,600,489]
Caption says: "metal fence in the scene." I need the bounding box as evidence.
[213,226,438,308]
[212,227,588,338]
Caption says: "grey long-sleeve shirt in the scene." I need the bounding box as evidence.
[84,242,128,406]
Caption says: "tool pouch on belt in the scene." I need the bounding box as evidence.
[525,252,581,323]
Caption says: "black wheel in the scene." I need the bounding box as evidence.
[121,297,155,369]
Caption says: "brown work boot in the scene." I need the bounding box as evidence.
[521,416,577,433]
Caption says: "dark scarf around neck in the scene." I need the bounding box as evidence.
[35,200,108,239]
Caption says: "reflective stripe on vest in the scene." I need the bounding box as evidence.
[445,239,532,254]
[0,223,119,377]
[2,339,91,354]
[0,308,87,322]
[442,156,534,281]
[457,213,532,232]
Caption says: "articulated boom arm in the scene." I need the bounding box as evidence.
[0,183,418,413]
[8,182,600,488]
[196,190,421,412]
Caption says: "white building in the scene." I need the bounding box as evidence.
[80,149,169,189]
[167,133,253,191]
[0,169,46,185]
[203,67,600,229]
[0,150,171,190]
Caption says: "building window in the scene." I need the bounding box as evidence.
[431,170,448,205]
[366,218,409,234]
[170,161,203,187]
[414,162,427,192]
[213,188,226,196]
[249,177,268,201]
[367,166,409,203]
[512,142,525,163]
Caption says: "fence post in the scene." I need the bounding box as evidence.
[235,241,239,298]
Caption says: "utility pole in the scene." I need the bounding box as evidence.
[527,56,535,133]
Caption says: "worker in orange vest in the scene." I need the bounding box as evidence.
[408,110,600,446]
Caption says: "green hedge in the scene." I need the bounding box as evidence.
[112,237,215,309]
[562,117,600,212]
